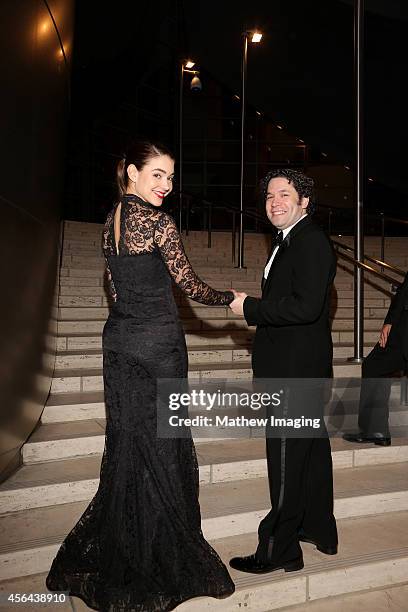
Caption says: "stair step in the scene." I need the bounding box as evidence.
[58,283,392,302]
[280,584,408,612]
[56,329,383,351]
[3,434,408,513]
[58,330,255,350]
[54,346,253,370]
[56,298,391,319]
[58,274,364,292]
[57,308,254,324]
[61,266,261,280]
[56,308,386,331]
[49,360,362,393]
[42,381,405,423]
[23,412,408,463]
[54,344,375,371]
[1,572,407,612]
[56,291,391,311]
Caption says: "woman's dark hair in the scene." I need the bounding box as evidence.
[116,140,175,198]
[260,168,316,215]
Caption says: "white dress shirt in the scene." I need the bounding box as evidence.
[263,214,307,279]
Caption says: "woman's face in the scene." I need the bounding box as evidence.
[127,154,175,206]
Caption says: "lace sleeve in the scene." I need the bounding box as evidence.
[153,212,233,306]
[102,209,117,302]
[104,257,117,302]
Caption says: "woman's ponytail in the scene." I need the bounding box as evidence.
[116,157,128,199]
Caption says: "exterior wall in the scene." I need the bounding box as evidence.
[0,0,75,480]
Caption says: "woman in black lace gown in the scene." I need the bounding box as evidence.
[46,141,235,611]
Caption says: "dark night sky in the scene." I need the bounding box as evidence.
[72,0,408,200]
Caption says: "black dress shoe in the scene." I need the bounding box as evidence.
[229,553,304,574]
[297,533,338,555]
[342,431,391,446]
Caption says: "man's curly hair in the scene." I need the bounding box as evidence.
[260,168,316,215]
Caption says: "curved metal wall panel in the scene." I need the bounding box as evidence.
[0,0,75,480]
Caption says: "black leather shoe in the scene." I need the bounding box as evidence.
[342,431,391,446]
[298,533,338,555]
[229,553,304,574]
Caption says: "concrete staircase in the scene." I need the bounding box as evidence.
[1,222,407,611]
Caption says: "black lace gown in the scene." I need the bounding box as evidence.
[46,194,235,611]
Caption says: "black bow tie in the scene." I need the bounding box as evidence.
[274,231,283,246]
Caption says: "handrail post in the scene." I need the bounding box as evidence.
[232,211,236,264]
[179,61,184,234]
[237,33,248,269]
[186,195,190,237]
[401,372,408,406]
[380,212,385,271]
[178,192,183,234]
[208,202,212,248]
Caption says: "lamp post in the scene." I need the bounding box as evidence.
[237,30,263,269]
[350,0,365,362]
[179,60,201,233]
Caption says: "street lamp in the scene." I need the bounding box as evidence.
[179,59,202,232]
[237,30,263,268]
[350,0,365,362]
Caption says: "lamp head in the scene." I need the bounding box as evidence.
[190,74,202,92]
[251,31,263,43]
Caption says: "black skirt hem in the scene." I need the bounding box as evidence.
[46,574,235,612]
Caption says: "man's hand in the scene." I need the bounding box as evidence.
[379,323,392,348]
[229,290,248,316]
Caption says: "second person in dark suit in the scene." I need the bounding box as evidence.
[344,272,408,446]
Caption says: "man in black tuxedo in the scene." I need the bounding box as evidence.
[229,169,338,574]
[343,272,408,446]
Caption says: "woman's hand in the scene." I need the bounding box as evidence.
[379,323,392,348]
[229,289,248,316]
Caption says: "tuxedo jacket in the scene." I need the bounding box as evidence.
[243,215,336,378]
[384,272,408,357]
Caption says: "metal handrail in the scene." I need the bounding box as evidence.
[332,240,406,279]
[334,249,403,287]
[317,205,408,268]
[385,216,408,226]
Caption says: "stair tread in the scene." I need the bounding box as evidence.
[23,416,408,444]
[57,329,254,337]
[55,345,252,358]
[52,358,360,379]
[45,381,403,409]
[56,342,377,357]
[3,437,408,492]
[47,391,105,406]
[57,304,387,316]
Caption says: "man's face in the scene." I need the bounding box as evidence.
[265,177,309,230]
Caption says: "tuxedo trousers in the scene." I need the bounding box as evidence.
[255,382,338,564]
